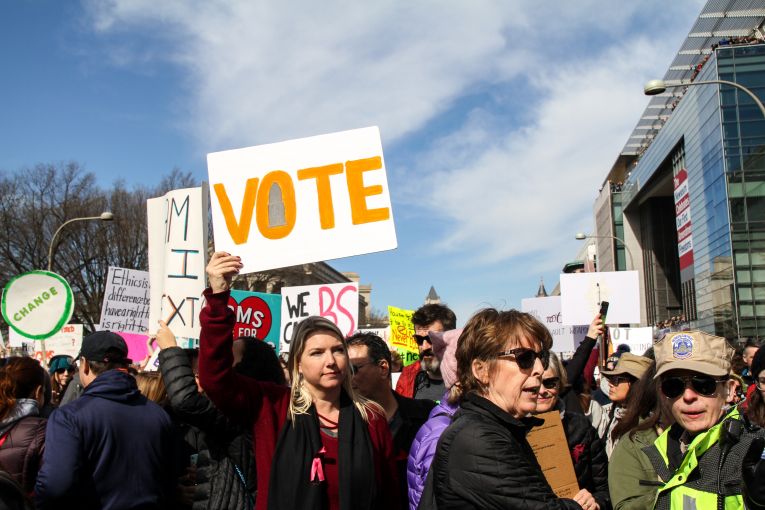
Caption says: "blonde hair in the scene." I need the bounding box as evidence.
[287,320,381,423]
[135,372,167,405]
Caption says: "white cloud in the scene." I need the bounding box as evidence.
[82,0,705,271]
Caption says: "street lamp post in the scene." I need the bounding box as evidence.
[47,212,114,272]
[644,79,765,119]
[575,232,635,271]
[42,212,114,368]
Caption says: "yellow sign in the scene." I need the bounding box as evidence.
[388,306,419,367]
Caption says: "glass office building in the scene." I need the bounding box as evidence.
[596,1,765,339]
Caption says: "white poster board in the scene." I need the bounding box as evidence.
[207,126,397,273]
[521,296,588,353]
[357,327,390,345]
[147,186,209,338]
[609,327,654,356]
[99,267,150,334]
[560,271,640,325]
[9,324,83,364]
[280,282,359,354]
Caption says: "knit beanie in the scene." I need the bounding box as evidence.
[428,328,463,389]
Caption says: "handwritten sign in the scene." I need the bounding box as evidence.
[610,326,654,356]
[2,271,74,340]
[147,186,209,339]
[9,324,83,363]
[521,296,588,353]
[560,271,640,325]
[388,306,419,367]
[207,126,397,273]
[229,289,282,351]
[527,411,580,498]
[99,267,150,334]
[280,282,358,353]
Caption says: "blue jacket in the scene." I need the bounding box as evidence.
[406,393,458,510]
[35,369,174,510]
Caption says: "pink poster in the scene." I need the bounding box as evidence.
[117,332,150,362]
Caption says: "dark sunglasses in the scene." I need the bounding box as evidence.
[660,375,728,399]
[605,375,633,385]
[497,348,550,370]
[541,376,560,389]
[55,368,75,374]
[413,334,431,346]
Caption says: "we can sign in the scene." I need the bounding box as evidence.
[2,271,74,340]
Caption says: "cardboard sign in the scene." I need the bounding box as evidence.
[207,126,397,273]
[147,186,209,339]
[388,306,419,367]
[560,271,640,325]
[18,324,83,363]
[280,282,358,353]
[228,289,282,351]
[99,267,150,334]
[527,411,580,498]
[2,271,74,340]
[521,296,588,353]
[610,326,654,356]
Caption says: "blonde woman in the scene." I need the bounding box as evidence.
[198,252,398,510]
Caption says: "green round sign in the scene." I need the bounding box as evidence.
[1,270,75,340]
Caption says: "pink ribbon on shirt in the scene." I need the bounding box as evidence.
[310,446,327,484]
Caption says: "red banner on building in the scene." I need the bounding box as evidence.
[673,169,694,276]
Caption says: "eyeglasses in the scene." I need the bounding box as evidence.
[350,360,378,374]
[541,376,560,389]
[497,348,550,370]
[660,375,728,399]
[413,334,430,346]
[605,375,632,385]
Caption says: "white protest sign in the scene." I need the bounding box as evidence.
[99,267,150,334]
[610,327,653,356]
[280,282,359,354]
[147,186,209,338]
[357,327,390,345]
[521,296,588,353]
[2,271,74,340]
[11,324,83,362]
[207,126,397,273]
[560,271,640,325]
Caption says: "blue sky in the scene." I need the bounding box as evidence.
[0,1,705,325]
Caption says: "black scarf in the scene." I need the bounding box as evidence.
[267,390,378,510]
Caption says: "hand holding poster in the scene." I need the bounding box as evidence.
[207,126,397,273]
[280,282,358,353]
[99,267,150,334]
[147,186,209,339]
[388,306,418,367]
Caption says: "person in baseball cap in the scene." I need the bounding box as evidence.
[641,330,765,510]
[77,331,131,364]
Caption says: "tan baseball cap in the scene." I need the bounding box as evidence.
[601,353,652,380]
[653,330,733,379]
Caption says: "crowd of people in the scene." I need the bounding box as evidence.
[0,251,763,509]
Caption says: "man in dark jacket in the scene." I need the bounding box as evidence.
[348,332,434,508]
[395,304,456,400]
[35,331,174,509]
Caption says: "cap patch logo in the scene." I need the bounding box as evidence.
[672,334,693,360]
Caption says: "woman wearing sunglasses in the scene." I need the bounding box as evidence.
[594,353,652,457]
[535,352,610,510]
[746,347,765,427]
[48,355,75,407]
[419,308,584,510]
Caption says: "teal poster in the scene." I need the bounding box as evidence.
[228,290,282,351]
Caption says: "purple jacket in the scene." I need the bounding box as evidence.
[406,393,458,510]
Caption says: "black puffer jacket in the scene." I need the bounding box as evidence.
[563,409,611,510]
[0,413,46,493]
[159,347,256,510]
[420,393,581,510]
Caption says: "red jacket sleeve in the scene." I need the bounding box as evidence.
[369,410,401,510]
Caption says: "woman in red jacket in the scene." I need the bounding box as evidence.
[198,252,398,510]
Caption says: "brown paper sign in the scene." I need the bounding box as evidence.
[527,411,580,498]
